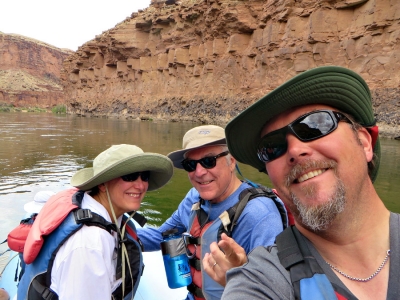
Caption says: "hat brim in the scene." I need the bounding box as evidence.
[167,138,226,169]
[71,153,173,191]
[225,66,380,182]
[24,201,44,214]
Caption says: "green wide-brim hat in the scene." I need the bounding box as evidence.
[225,66,381,182]
[70,144,174,191]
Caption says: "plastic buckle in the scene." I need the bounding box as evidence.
[41,288,57,300]
[75,209,93,222]
[182,232,196,259]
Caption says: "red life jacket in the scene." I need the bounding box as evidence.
[24,188,79,264]
[187,202,214,300]
[8,214,38,253]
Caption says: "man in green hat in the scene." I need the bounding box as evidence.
[205,66,399,299]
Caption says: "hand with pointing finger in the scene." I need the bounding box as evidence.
[202,233,248,286]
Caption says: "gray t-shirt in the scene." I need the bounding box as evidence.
[222,212,400,300]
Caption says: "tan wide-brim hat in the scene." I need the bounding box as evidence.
[70,144,174,191]
[167,125,226,169]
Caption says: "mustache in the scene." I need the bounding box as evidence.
[284,159,338,187]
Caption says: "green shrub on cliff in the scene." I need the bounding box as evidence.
[0,104,50,113]
[0,103,14,112]
[27,107,47,112]
[0,107,12,112]
[52,105,66,114]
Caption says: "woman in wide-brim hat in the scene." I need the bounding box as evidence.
[70,144,173,218]
[67,144,174,298]
[20,144,173,300]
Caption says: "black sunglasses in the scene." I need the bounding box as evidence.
[121,171,150,182]
[181,151,230,172]
[257,110,351,163]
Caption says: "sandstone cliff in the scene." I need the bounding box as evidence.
[61,0,400,129]
[0,32,73,108]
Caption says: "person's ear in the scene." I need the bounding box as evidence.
[98,183,106,192]
[229,155,237,172]
[358,127,374,163]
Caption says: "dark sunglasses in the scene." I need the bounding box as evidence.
[121,171,150,182]
[257,110,351,163]
[181,151,230,172]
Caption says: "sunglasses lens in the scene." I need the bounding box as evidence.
[181,154,222,172]
[292,111,335,141]
[121,173,139,181]
[181,160,197,172]
[199,157,217,169]
[257,130,287,162]
[121,171,150,182]
[140,171,150,182]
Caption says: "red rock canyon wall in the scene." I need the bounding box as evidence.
[0,32,72,108]
[61,0,400,125]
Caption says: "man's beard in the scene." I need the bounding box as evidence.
[291,180,346,231]
[285,159,346,232]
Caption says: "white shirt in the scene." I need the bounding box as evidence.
[50,193,122,300]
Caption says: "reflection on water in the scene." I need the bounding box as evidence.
[0,112,399,239]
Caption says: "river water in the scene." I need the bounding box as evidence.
[0,112,399,239]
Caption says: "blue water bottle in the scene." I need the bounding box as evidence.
[161,229,192,289]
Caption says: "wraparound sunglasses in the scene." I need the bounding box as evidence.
[257,110,351,163]
[121,171,150,182]
[181,151,229,172]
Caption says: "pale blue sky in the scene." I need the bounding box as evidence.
[1,0,151,51]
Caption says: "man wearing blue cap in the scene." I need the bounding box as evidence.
[205,66,399,299]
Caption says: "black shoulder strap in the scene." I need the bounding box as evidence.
[276,226,323,274]
[73,209,117,233]
[31,278,59,300]
[126,211,147,227]
[276,226,304,269]
[225,185,287,236]
[275,226,310,298]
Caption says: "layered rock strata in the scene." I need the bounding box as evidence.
[61,0,400,128]
[0,32,72,108]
